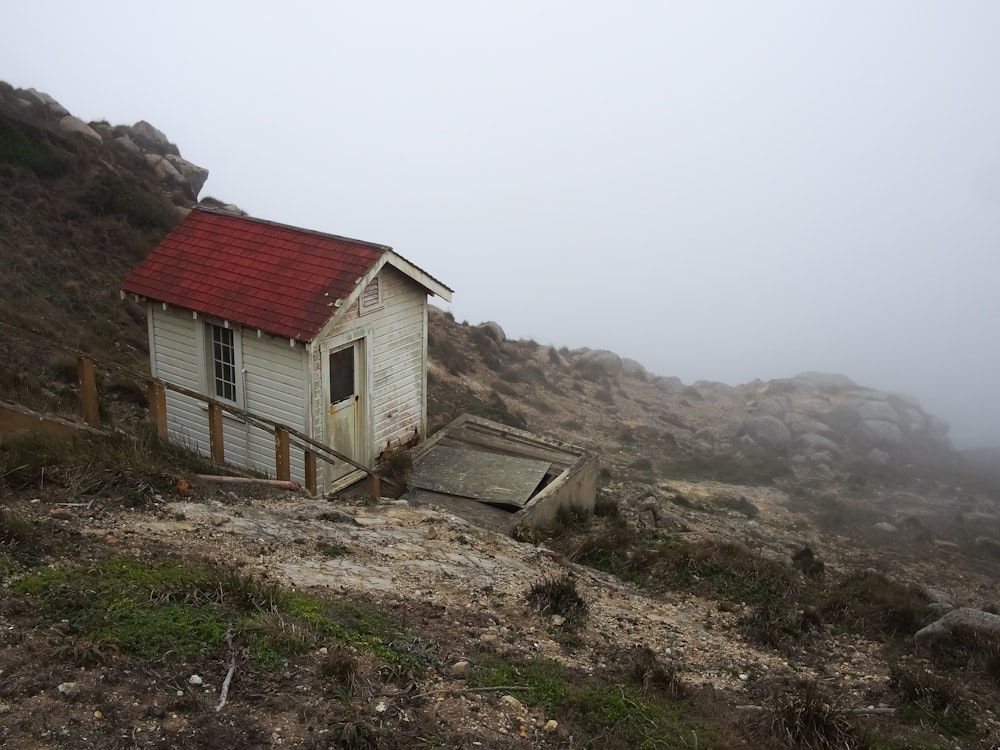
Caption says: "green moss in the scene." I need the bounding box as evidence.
[470,658,715,748]
[280,593,422,671]
[570,532,797,607]
[895,703,979,739]
[10,558,419,670]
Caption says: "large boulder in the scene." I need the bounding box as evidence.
[797,433,840,454]
[783,411,831,436]
[478,321,506,345]
[114,134,142,155]
[743,415,792,451]
[576,349,622,379]
[128,120,180,156]
[146,153,184,183]
[793,372,858,391]
[692,380,744,407]
[654,376,685,394]
[855,400,901,424]
[752,396,790,418]
[164,154,209,199]
[621,357,649,381]
[860,419,903,447]
[57,115,102,143]
[914,608,1000,649]
[24,88,69,116]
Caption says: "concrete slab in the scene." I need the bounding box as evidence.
[408,444,550,507]
[402,414,599,536]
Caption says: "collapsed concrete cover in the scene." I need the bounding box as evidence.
[402,414,598,535]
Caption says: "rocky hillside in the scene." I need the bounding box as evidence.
[0,82,215,405]
[425,312,966,490]
[4,83,1000,749]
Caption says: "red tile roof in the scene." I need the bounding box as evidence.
[122,209,392,341]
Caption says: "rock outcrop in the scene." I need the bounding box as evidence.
[575,349,623,379]
[0,83,209,204]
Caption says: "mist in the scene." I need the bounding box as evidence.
[2,1,998,447]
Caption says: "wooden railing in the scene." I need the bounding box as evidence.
[0,321,382,497]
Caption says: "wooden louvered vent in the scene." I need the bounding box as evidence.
[360,277,381,313]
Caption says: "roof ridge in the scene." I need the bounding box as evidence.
[191,205,393,252]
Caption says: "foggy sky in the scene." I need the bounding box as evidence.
[2,2,998,447]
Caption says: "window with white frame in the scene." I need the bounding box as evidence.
[208,324,237,402]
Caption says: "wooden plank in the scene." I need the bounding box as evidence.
[408,444,550,507]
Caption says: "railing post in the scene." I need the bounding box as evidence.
[76,356,100,427]
[208,403,225,463]
[275,427,291,482]
[367,473,381,498]
[147,380,167,439]
[304,450,318,495]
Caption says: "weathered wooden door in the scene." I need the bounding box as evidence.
[325,340,365,486]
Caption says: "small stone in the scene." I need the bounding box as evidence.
[549,614,566,627]
[94,710,103,719]
[738,673,748,681]
[0,703,10,714]
[57,682,80,696]
[501,694,525,713]
[450,660,470,677]
[375,701,387,713]
[543,719,559,733]
[318,647,328,654]
[479,633,499,646]
[188,674,203,685]
[49,508,74,521]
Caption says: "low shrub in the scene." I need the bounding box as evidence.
[792,546,826,579]
[890,664,977,738]
[756,680,863,749]
[83,173,176,231]
[822,569,930,638]
[380,446,413,489]
[427,333,467,375]
[526,574,588,628]
[0,117,67,177]
[617,644,687,699]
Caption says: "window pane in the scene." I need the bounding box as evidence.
[329,348,354,404]
[211,325,236,401]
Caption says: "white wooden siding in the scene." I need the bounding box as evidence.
[311,266,429,487]
[241,333,308,482]
[150,306,308,483]
[150,306,211,456]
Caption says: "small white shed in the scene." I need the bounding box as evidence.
[122,207,452,491]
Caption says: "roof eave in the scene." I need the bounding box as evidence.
[384,251,453,302]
